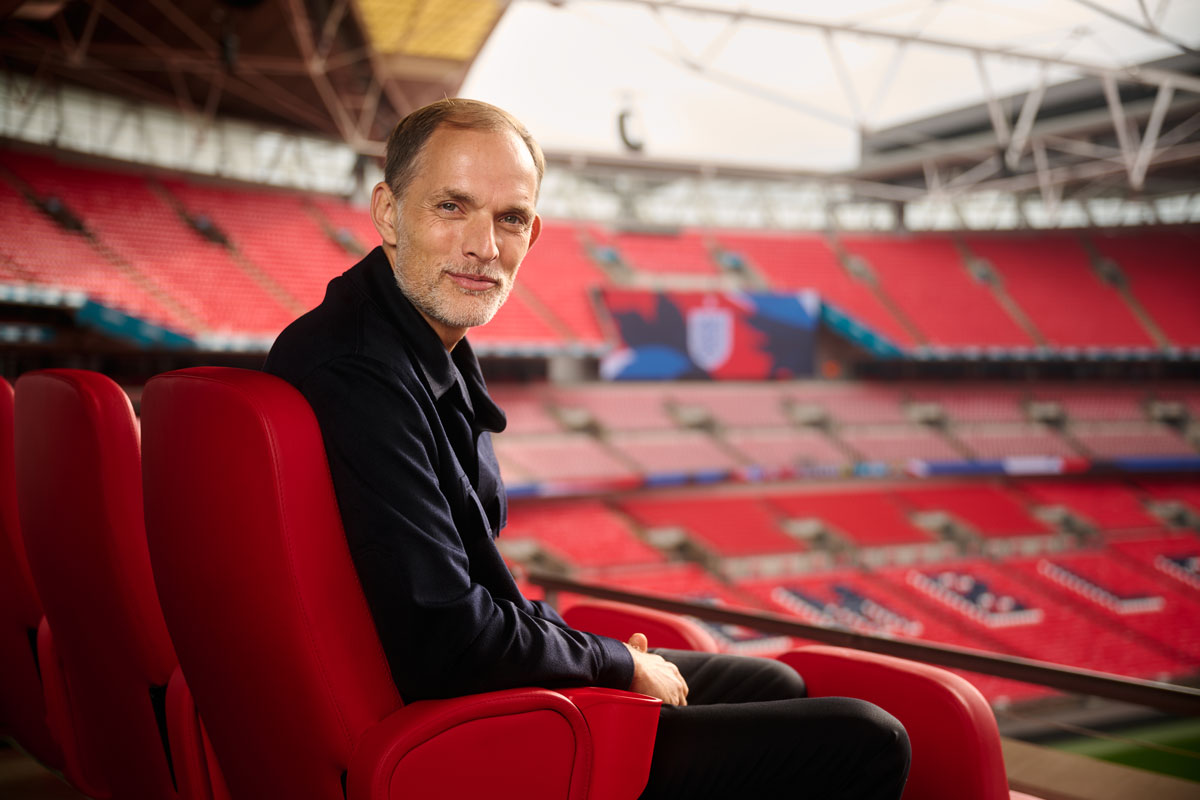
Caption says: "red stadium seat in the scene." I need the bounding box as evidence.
[778,646,1029,800]
[139,367,662,800]
[567,601,1039,800]
[14,369,220,800]
[0,379,61,768]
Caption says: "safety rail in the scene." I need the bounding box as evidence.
[527,571,1200,717]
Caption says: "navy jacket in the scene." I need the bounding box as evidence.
[264,247,633,701]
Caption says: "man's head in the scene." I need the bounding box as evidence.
[383,98,545,202]
[371,99,544,351]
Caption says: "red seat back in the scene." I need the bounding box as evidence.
[0,378,61,767]
[141,367,401,800]
[15,370,179,799]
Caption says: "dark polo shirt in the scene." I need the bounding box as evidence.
[264,247,632,701]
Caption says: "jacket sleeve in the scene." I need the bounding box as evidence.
[298,355,634,702]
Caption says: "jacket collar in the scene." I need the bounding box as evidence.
[354,247,507,434]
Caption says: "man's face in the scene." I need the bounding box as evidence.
[377,124,541,349]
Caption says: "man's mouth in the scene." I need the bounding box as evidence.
[446,271,500,292]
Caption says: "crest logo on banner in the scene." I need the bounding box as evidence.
[687,301,734,371]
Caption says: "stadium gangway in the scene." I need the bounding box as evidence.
[527,571,1200,718]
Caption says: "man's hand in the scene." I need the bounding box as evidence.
[625,633,688,706]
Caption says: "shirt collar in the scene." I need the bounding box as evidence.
[355,247,507,434]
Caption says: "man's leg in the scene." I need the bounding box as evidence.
[640,649,910,800]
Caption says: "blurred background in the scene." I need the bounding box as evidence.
[2,0,1199,790]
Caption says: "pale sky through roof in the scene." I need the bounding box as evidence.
[460,0,1200,171]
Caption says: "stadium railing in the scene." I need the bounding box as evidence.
[527,571,1200,717]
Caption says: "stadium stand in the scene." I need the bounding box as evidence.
[790,383,910,424]
[881,559,1191,680]
[715,231,915,345]
[1016,481,1162,531]
[838,234,1033,348]
[551,384,680,431]
[1031,386,1150,421]
[0,167,183,328]
[607,429,741,481]
[839,425,963,465]
[1071,421,1195,458]
[964,234,1154,348]
[1009,550,1200,663]
[619,494,803,560]
[765,489,938,548]
[955,424,1079,461]
[2,153,296,334]
[1107,532,1200,593]
[492,432,639,485]
[736,569,1051,704]
[668,383,791,428]
[486,384,564,435]
[503,500,664,569]
[516,223,614,345]
[723,427,851,474]
[893,484,1053,539]
[609,229,719,275]
[1091,228,1200,347]
[906,385,1028,423]
[159,179,350,314]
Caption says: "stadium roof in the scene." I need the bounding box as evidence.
[0,0,508,153]
[2,0,1198,211]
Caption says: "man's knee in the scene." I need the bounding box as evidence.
[755,657,808,700]
[838,698,911,783]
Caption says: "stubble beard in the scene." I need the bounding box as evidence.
[391,225,514,331]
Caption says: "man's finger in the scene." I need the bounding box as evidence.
[627,632,648,652]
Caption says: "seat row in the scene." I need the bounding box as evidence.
[1,368,1038,799]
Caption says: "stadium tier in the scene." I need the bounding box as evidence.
[839,234,1033,348]
[610,229,720,275]
[503,500,665,569]
[736,569,1052,704]
[716,231,915,346]
[3,149,1199,362]
[955,424,1079,461]
[516,223,612,345]
[1092,228,1200,347]
[619,495,804,559]
[606,429,741,481]
[0,162,184,328]
[839,425,964,464]
[963,234,1154,348]
[723,427,851,474]
[880,559,1192,680]
[893,484,1054,539]
[765,489,937,548]
[1016,481,1162,531]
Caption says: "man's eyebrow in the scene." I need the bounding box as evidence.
[435,188,479,207]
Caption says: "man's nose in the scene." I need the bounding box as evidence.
[463,216,499,263]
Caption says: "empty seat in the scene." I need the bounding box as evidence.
[15,370,216,799]
[0,379,61,769]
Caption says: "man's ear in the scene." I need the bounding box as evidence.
[527,214,542,251]
[370,181,399,246]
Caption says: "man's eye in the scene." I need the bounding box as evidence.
[440,202,459,212]
[501,215,524,225]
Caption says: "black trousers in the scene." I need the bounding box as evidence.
[641,649,911,799]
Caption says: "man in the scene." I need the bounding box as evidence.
[265,98,909,798]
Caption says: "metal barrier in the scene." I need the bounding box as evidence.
[527,570,1200,717]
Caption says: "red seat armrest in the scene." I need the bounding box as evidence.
[559,688,660,799]
[563,600,721,653]
[778,645,1010,800]
[348,688,593,800]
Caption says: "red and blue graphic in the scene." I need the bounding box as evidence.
[598,289,819,381]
